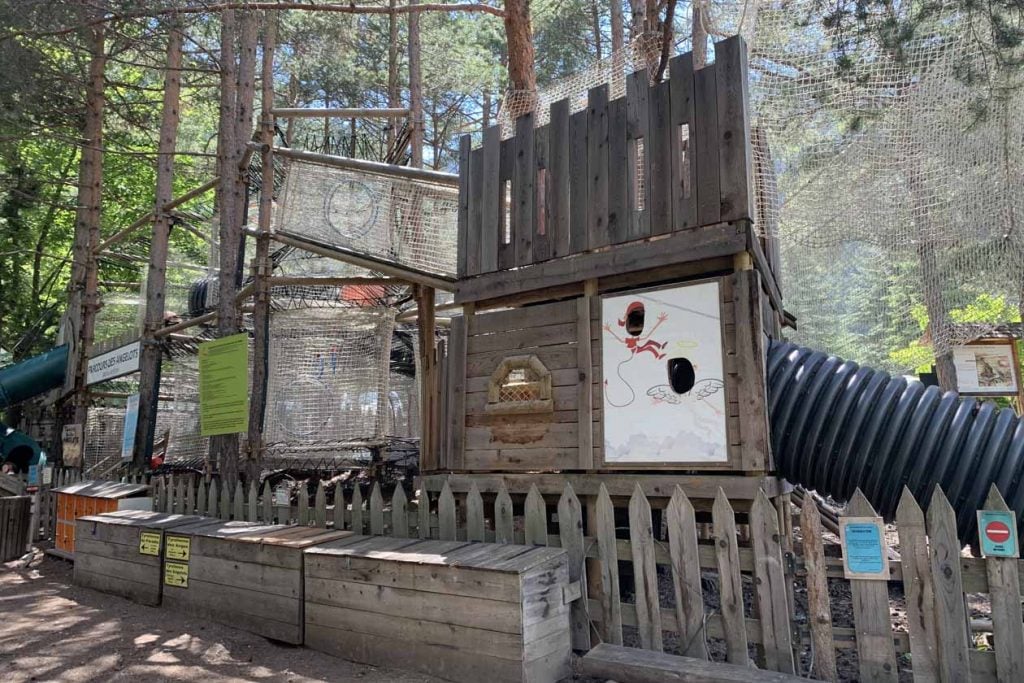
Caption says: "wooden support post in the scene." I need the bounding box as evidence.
[847,490,898,682]
[246,10,276,476]
[983,485,1024,682]
[577,280,596,469]
[211,9,256,487]
[408,0,423,167]
[416,285,437,470]
[134,23,183,472]
[66,18,106,453]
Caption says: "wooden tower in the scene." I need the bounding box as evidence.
[422,37,785,506]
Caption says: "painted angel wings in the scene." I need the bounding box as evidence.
[646,378,724,404]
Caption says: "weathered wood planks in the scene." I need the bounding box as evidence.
[161,518,354,644]
[73,510,203,606]
[304,537,572,683]
[845,490,899,683]
[581,643,807,683]
[0,495,31,562]
[455,37,755,287]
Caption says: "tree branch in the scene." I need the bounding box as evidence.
[5,2,505,40]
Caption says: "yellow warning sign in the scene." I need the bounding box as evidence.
[164,535,190,561]
[164,561,189,588]
[139,531,161,556]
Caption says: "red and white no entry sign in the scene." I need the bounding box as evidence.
[985,520,1011,544]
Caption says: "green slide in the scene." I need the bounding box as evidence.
[0,345,67,474]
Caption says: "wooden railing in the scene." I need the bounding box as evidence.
[458,36,754,279]
[48,469,1024,682]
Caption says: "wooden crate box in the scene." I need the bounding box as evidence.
[73,510,203,606]
[304,537,572,683]
[54,480,153,554]
[160,519,354,644]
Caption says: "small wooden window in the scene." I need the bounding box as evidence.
[486,355,553,415]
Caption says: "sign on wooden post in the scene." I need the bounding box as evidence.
[121,393,139,461]
[198,333,250,436]
[61,424,83,467]
[87,340,141,385]
[839,516,889,580]
[978,509,1019,558]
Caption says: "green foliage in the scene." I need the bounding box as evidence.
[888,294,1023,373]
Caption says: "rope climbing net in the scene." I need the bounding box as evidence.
[262,305,397,460]
[275,159,460,279]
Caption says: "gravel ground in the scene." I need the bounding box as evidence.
[0,552,443,683]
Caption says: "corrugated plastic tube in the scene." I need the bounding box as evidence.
[768,340,1024,542]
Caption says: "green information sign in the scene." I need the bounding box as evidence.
[199,333,250,437]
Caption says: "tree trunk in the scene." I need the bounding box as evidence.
[247,10,277,483]
[503,0,537,115]
[211,9,240,486]
[387,0,400,152]
[629,0,644,39]
[918,240,957,391]
[692,0,707,68]
[655,0,677,81]
[408,0,424,167]
[644,0,658,33]
[610,0,624,52]
[68,20,106,447]
[217,8,257,490]
[907,160,957,392]
[234,10,257,292]
[591,0,602,60]
[134,24,183,473]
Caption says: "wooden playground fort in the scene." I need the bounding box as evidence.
[11,33,1024,683]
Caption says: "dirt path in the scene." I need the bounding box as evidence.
[0,553,442,683]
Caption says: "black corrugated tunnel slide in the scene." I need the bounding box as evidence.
[768,340,1024,543]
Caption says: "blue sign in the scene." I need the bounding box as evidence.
[841,517,889,579]
[27,464,39,486]
[978,510,1018,558]
[122,393,140,461]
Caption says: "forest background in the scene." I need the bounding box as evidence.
[0,0,1021,388]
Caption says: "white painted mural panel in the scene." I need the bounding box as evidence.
[602,281,728,463]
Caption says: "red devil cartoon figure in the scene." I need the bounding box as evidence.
[603,301,668,360]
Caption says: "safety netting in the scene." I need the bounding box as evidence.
[262,305,397,459]
[500,1,1024,374]
[275,159,460,279]
[83,406,126,476]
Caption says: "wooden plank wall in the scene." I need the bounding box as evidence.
[461,299,586,472]
[460,37,753,278]
[0,495,31,561]
[449,274,753,473]
[305,538,571,683]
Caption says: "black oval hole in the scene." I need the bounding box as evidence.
[625,302,645,336]
[668,357,695,394]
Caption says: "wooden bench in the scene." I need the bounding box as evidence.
[581,643,807,683]
[304,537,572,683]
[73,510,203,606]
[160,519,354,644]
